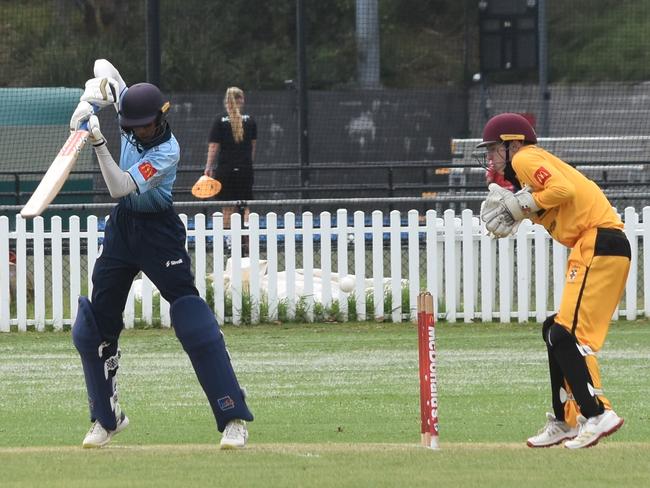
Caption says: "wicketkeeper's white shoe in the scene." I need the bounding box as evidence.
[527,412,578,448]
[564,410,624,449]
[220,419,249,450]
[82,411,129,448]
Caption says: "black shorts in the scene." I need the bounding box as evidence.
[214,164,253,201]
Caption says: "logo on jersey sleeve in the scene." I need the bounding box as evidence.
[138,161,158,181]
[533,166,552,186]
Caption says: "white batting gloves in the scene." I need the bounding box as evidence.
[93,59,127,99]
[80,77,119,109]
[69,101,94,132]
[87,115,106,146]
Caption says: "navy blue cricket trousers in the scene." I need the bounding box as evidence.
[91,205,199,342]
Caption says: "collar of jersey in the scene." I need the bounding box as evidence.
[134,123,172,153]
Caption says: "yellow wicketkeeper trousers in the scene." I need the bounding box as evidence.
[555,227,631,426]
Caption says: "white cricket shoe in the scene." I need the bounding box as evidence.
[527,412,579,448]
[220,419,248,450]
[82,411,129,448]
[564,410,624,449]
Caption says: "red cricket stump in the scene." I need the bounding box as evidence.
[418,292,440,449]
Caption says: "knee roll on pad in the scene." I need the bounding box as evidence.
[72,297,103,353]
[170,295,222,351]
[542,313,557,343]
[73,298,121,372]
[72,297,121,430]
[543,321,571,349]
[171,295,253,431]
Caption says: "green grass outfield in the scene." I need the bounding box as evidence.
[1,321,649,487]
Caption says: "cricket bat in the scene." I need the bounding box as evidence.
[20,128,90,218]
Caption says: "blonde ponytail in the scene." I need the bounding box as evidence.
[224,87,244,143]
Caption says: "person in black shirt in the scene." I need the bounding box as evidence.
[204,87,257,230]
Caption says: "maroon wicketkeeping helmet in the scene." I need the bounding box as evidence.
[476,113,537,148]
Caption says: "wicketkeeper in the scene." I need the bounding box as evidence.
[477,113,630,449]
[68,59,253,449]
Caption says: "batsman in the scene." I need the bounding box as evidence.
[477,113,630,449]
[68,60,253,449]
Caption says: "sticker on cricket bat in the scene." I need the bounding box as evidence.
[20,129,90,218]
[191,175,222,199]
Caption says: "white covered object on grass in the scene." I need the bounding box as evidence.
[223,257,269,290]
[133,257,405,302]
[222,258,401,302]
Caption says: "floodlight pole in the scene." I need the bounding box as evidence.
[356,0,381,89]
[538,0,549,136]
[296,0,310,199]
[145,0,161,87]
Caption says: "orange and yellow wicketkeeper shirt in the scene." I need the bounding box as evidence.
[511,145,623,247]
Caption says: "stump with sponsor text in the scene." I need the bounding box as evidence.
[417,292,440,449]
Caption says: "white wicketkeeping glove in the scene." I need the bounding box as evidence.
[87,115,106,146]
[80,77,119,109]
[69,101,94,132]
[481,183,540,223]
[480,200,520,238]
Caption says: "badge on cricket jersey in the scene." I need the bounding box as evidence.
[138,161,158,181]
[533,166,552,186]
[568,264,580,282]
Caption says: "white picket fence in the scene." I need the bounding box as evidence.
[0,207,648,332]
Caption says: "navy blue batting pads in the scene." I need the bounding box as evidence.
[170,295,253,431]
[72,297,121,431]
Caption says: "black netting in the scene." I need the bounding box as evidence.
[1,0,649,213]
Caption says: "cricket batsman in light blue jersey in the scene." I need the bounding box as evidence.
[69,59,253,449]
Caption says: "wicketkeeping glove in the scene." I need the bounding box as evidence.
[481,183,540,223]
[80,77,119,109]
[482,204,520,238]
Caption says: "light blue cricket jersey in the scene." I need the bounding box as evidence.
[118,132,179,213]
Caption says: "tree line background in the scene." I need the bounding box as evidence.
[1,0,650,216]
[2,0,649,91]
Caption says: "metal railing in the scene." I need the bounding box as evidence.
[3,157,650,216]
[0,160,460,205]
